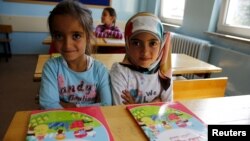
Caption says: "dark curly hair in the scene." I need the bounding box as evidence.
[48,0,94,55]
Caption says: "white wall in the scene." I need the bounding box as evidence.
[0,0,140,54]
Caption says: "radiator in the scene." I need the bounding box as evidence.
[171,33,211,79]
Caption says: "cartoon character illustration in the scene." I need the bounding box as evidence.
[34,124,49,141]
[162,121,172,129]
[168,111,192,128]
[70,120,87,138]
[26,108,112,141]
[140,117,159,140]
[84,126,96,137]
[127,103,207,141]
[55,129,66,140]
[168,113,181,121]
[27,126,35,136]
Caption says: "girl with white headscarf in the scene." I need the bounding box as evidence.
[110,12,172,105]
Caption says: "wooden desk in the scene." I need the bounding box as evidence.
[43,36,125,47]
[43,36,126,53]
[4,95,250,141]
[33,54,126,81]
[33,53,222,81]
[33,55,50,81]
[172,53,222,78]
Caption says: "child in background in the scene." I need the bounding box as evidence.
[95,7,123,39]
[39,0,112,109]
[110,12,173,105]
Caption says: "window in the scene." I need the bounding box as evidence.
[160,0,186,25]
[217,0,250,38]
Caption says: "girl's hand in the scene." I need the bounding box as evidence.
[104,29,111,33]
[160,32,172,78]
[60,101,76,108]
[121,90,136,105]
[151,96,161,102]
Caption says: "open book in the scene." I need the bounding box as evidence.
[104,38,125,44]
[126,102,207,141]
[50,53,61,58]
[26,106,114,141]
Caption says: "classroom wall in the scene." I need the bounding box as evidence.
[0,0,139,54]
[1,0,250,95]
[209,45,250,96]
[162,0,250,55]
[161,0,250,96]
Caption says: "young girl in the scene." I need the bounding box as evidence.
[110,12,173,105]
[39,0,112,109]
[95,7,123,39]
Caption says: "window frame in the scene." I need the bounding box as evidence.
[217,0,250,38]
[159,0,186,26]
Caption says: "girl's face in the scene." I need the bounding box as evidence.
[52,15,87,63]
[101,10,114,26]
[127,32,161,68]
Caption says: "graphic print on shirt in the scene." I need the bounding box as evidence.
[129,75,159,103]
[58,76,97,104]
[58,74,65,88]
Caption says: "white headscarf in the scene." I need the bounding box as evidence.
[122,12,172,80]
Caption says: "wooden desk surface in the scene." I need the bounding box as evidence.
[4,95,250,141]
[43,36,125,47]
[33,53,222,81]
[172,53,222,74]
[33,54,125,81]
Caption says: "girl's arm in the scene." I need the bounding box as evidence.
[97,63,112,106]
[95,25,109,38]
[39,60,63,109]
[98,70,112,106]
[120,90,136,104]
[108,26,123,39]
[160,81,173,102]
[110,63,128,105]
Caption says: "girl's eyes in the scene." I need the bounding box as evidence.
[72,33,81,40]
[130,40,160,48]
[149,41,160,47]
[52,33,82,41]
[131,40,141,47]
[53,34,63,41]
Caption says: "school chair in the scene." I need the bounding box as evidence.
[48,42,59,54]
[0,24,12,62]
[173,77,228,100]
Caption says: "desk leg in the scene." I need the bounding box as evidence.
[96,46,125,54]
[204,73,211,78]
[194,73,211,78]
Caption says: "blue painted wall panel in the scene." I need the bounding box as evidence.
[0,0,140,54]
[210,46,250,96]
[1,0,249,95]
[10,32,49,54]
[0,1,53,16]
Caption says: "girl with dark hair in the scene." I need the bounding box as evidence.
[95,7,123,39]
[40,0,112,109]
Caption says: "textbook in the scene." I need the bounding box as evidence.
[126,102,207,141]
[26,106,114,141]
[104,38,125,44]
[51,53,61,58]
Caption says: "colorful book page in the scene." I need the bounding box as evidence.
[104,38,125,44]
[127,102,207,141]
[26,106,114,141]
[51,53,61,58]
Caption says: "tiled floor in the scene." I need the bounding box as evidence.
[0,55,40,140]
